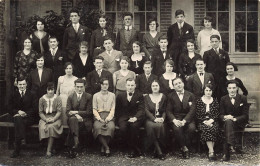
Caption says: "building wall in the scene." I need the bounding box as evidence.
[160,0,172,33]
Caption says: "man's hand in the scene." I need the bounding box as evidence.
[75,114,83,122]
[180,119,186,126]
[46,118,54,123]
[224,115,234,120]
[128,117,137,123]
[69,111,78,116]
[18,110,27,117]
[154,118,164,123]
[173,119,182,127]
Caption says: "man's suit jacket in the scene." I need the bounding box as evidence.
[8,90,38,119]
[44,48,65,84]
[186,72,215,98]
[166,90,196,123]
[220,94,249,127]
[203,48,230,79]
[99,50,123,74]
[151,46,172,76]
[116,91,145,123]
[115,27,141,57]
[136,73,158,94]
[27,68,53,99]
[62,25,90,60]
[86,69,113,95]
[72,53,94,79]
[66,91,92,119]
[167,22,195,63]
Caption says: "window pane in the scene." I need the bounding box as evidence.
[247,12,258,31]
[206,12,216,29]
[146,0,157,11]
[206,0,217,11]
[235,33,246,52]
[235,0,246,11]
[247,33,258,52]
[247,0,258,11]
[220,32,229,52]
[134,0,145,11]
[235,12,246,31]
[117,0,128,11]
[134,13,145,31]
[105,0,116,11]
[218,0,229,11]
[218,12,229,31]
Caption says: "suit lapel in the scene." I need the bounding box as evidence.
[204,73,210,86]
[194,73,203,87]
[54,49,61,62]
[34,69,41,86]
[182,91,189,108]
[234,94,241,109]
[41,68,47,85]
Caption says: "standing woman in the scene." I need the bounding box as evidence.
[142,19,164,60]
[13,37,38,86]
[93,78,115,157]
[90,15,115,57]
[145,80,166,160]
[39,82,63,158]
[178,39,201,81]
[129,41,148,75]
[196,84,220,161]
[56,62,78,125]
[30,18,50,54]
[197,16,222,56]
[113,56,136,95]
[159,59,178,95]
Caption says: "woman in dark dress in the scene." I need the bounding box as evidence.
[196,83,220,161]
[142,19,164,60]
[129,41,148,75]
[93,78,115,157]
[14,37,38,86]
[30,18,50,54]
[145,80,166,160]
[178,39,201,81]
[159,59,178,95]
[90,15,114,57]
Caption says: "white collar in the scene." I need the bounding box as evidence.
[145,73,151,77]
[125,25,133,30]
[201,96,213,104]
[229,94,237,98]
[197,71,205,75]
[76,92,83,97]
[131,54,143,61]
[226,76,236,80]
[49,47,58,53]
[160,48,167,52]
[73,23,80,27]
[176,89,184,94]
[96,69,102,72]
[106,49,113,55]
[127,91,135,95]
[178,22,184,28]
[19,90,26,94]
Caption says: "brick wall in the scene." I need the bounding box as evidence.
[160,0,172,34]
[194,0,205,37]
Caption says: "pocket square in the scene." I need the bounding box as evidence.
[136,101,140,103]
[115,58,120,61]
[240,103,243,106]
[186,31,189,34]
[189,102,192,106]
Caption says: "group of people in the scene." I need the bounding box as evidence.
[9,8,249,162]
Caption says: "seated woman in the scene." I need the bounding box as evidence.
[39,82,63,158]
[159,59,178,95]
[129,41,148,75]
[196,83,220,161]
[145,80,166,160]
[93,78,116,157]
[178,39,201,81]
[113,56,136,95]
[56,62,78,125]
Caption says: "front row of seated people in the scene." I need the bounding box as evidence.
[9,74,248,161]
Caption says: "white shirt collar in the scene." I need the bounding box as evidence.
[96,69,102,73]
[106,49,113,55]
[125,25,133,30]
[73,23,80,27]
[176,89,184,94]
[178,22,184,29]
[145,73,151,77]
[127,91,135,95]
[19,90,26,95]
[49,47,58,53]
[197,71,205,75]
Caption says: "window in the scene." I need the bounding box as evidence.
[205,0,259,54]
[100,0,160,33]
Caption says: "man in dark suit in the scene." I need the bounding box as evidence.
[116,78,145,158]
[166,77,196,159]
[220,80,249,161]
[203,35,230,100]
[63,8,90,61]
[86,56,113,95]
[27,54,53,101]
[44,36,65,85]
[136,61,158,96]
[167,9,195,69]
[72,41,95,79]
[115,12,141,57]
[66,78,92,158]
[186,58,215,99]
[151,35,172,76]
[9,78,38,158]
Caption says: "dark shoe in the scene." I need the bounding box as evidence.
[68,148,77,158]
[158,154,166,160]
[105,149,111,157]
[182,150,190,159]
[10,151,19,158]
[208,152,216,161]
[101,146,105,156]
[221,154,230,161]
[21,139,26,145]
[128,152,141,158]
[45,152,52,159]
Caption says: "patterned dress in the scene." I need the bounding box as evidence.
[196,97,220,143]
[13,50,38,80]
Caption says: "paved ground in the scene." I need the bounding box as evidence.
[0,133,259,166]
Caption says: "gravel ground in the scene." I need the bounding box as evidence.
[0,133,259,166]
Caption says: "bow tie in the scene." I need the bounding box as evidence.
[199,73,204,76]
[230,96,235,99]
[129,92,133,96]
[178,92,184,95]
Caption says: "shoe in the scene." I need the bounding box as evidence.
[182,150,190,159]
[45,152,52,159]
[68,148,77,158]
[105,149,111,157]
[158,154,166,160]
[21,139,26,145]
[128,152,141,158]
[101,146,105,156]
[221,154,230,161]
[208,152,216,161]
[10,151,19,158]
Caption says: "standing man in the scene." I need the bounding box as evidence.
[116,78,145,158]
[63,8,90,62]
[166,77,196,159]
[167,9,195,71]
[220,80,249,161]
[115,12,141,57]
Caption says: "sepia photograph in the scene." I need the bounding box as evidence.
[0,0,259,165]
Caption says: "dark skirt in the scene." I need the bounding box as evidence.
[93,112,115,139]
[145,120,165,148]
[198,122,220,143]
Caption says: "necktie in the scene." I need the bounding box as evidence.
[127,26,130,31]
[215,49,219,55]
[108,51,110,55]
[21,91,24,97]
[230,97,235,105]
[179,24,183,35]
[146,75,149,81]
[97,70,101,77]
[128,92,133,102]
[178,92,184,101]
[77,95,81,101]
[74,25,78,33]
